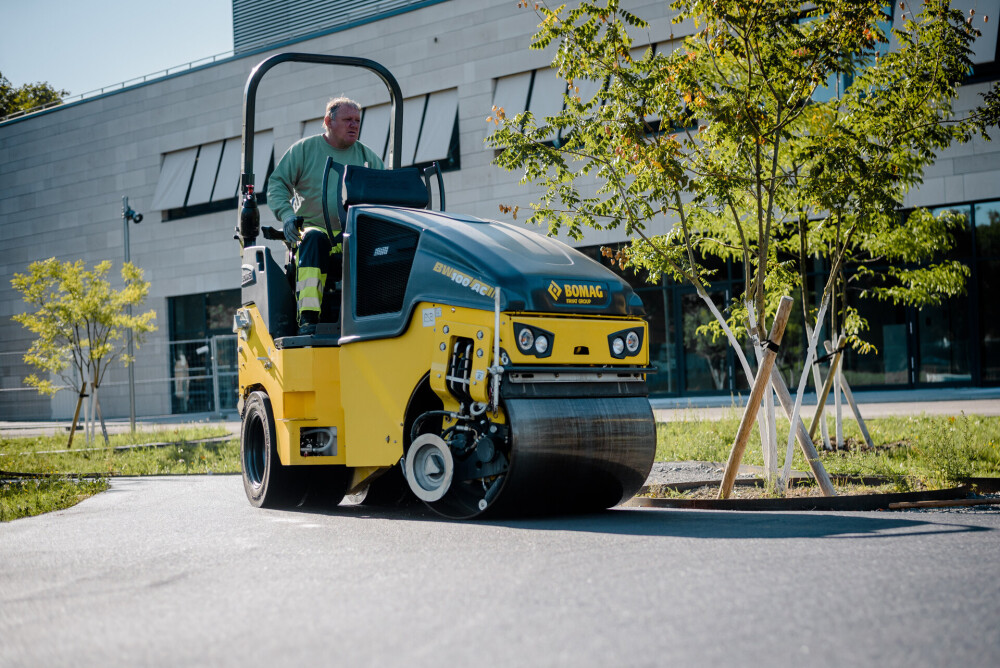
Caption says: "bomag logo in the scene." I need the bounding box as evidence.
[548,280,607,305]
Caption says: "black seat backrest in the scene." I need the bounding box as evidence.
[336,165,429,223]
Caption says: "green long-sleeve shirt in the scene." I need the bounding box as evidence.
[267,134,384,233]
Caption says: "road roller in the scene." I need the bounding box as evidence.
[234,54,656,518]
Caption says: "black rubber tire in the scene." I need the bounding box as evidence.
[303,466,351,508]
[240,391,304,508]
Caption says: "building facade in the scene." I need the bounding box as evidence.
[1,0,998,420]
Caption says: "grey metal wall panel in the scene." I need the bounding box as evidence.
[233,0,434,54]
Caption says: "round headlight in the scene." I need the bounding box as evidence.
[517,327,534,352]
[625,331,640,353]
[612,337,625,356]
[534,335,549,355]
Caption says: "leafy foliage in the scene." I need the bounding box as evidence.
[0,71,68,118]
[11,259,157,396]
[488,0,995,352]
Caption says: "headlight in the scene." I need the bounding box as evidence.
[611,337,625,356]
[517,327,534,352]
[513,323,553,358]
[608,326,643,358]
[625,330,640,353]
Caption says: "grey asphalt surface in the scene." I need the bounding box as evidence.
[2,475,998,668]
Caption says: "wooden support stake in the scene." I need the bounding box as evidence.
[719,296,794,500]
[838,371,874,449]
[67,383,86,449]
[768,367,837,496]
[809,334,847,441]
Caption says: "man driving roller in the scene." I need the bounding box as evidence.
[268,97,384,335]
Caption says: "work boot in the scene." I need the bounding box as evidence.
[298,311,318,336]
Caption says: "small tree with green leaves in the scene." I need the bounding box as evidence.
[11,259,156,445]
[489,0,998,489]
[0,71,68,118]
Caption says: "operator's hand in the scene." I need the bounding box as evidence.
[283,215,304,245]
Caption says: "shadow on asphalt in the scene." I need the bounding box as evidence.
[286,502,990,539]
[482,508,992,539]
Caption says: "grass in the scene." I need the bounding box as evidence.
[1,426,239,522]
[658,410,1000,492]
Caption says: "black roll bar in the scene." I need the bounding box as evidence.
[239,52,404,195]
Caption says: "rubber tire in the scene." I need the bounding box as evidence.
[240,391,303,508]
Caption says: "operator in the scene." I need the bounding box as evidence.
[268,97,384,335]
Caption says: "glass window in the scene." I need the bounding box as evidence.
[168,289,240,415]
[978,260,1000,382]
[841,276,910,386]
[974,200,1000,258]
[917,297,972,383]
[682,291,731,392]
[930,205,973,258]
[639,287,675,394]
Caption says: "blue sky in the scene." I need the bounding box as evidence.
[1,0,232,96]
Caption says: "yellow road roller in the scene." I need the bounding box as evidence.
[234,54,656,518]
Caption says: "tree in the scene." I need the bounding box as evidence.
[11,259,156,446]
[489,0,997,490]
[0,71,68,118]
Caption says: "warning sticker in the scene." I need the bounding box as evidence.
[422,307,443,327]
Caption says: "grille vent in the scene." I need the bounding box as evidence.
[355,216,420,316]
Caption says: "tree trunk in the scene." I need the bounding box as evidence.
[67,382,86,448]
[93,385,110,446]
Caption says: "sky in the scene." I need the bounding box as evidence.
[1,0,233,97]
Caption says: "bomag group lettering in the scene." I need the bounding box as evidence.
[549,280,606,305]
[432,262,495,297]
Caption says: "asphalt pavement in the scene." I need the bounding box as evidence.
[1,475,998,667]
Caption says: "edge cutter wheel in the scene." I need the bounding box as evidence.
[404,434,454,502]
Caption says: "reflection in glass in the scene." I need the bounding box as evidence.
[917,297,971,383]
[930,205,972,258]
[640,288,676,394]
[682,292,730,392]
[975,201,1000,258]
[840,286,909,386]
[979,260,1000,382]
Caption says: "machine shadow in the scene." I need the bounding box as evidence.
[481,507,992,540]
[297,502,991,540]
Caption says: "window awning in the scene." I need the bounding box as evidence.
[152,131,273,212]
[414,89,458,165]
[528,68,565,140]
[401,96,426,166]
[251,130,274,191]
[212,139,241,202]
[360,104,390,161]
[186,141,224,206]
[150,148,197,211]
[492,71,532,118]
[302,117,325,138]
